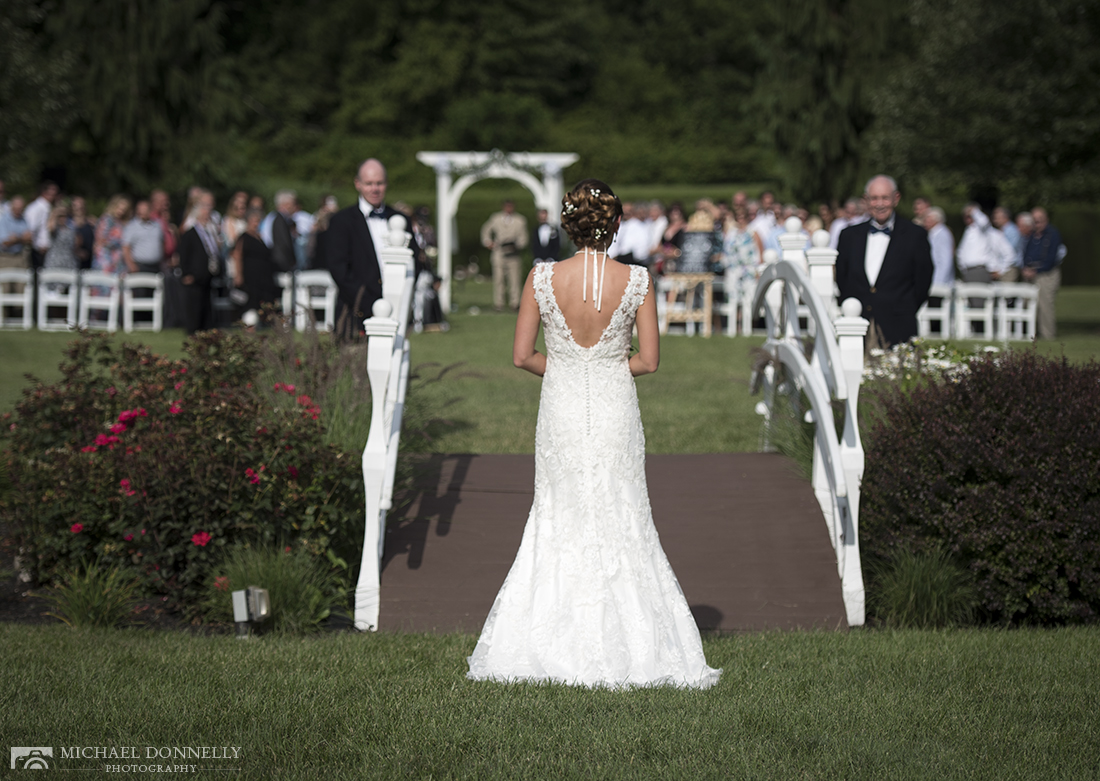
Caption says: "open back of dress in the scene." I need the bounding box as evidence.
[466,263,720,689]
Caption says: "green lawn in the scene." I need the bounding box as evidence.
[4,284,1098,453]
[2,624,1096,779]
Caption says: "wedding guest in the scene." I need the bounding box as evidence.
[70,197,95,270]
[93,195,132,278]
[0,179,8,218]
[817,203,834,231]
[43,201,78,273]
[0,196,32,271]
[829,198,865,249]
[647,202,668,257]
[531,209,560,264]
[480,199,528,311]
[912,197,931,225]
[25,181,59,269]
[221,191,248,250]
[292,199,314,270]
[992,206,1022,282]
[178,191,220,334]
[957,204,1014,283]
[1022,207,1062,339]
[722,206,763,329]
[609,203,651,266]
[269,189,298,273]
[151,189,183,328]
[122,200,165,275]
[231,208,278,322]
[655,203,686,273]
[1014,212,1034,268]
[924,207,955,287]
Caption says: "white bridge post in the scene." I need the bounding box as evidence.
[355,217,415,632]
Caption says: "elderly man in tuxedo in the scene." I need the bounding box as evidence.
[836,175,933,347]
[327,158,409,339]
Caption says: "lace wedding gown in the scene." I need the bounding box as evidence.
[467,263,721,689]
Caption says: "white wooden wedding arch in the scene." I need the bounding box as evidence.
[416,150,578,313]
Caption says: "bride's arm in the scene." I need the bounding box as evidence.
[513,269,546,376]
[629,276,660,376]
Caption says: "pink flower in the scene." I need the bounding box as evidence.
[119,478,136,497]
[288,466,299,479]
[81,445,97,453]
[284,384,295,393]
[110,422,127,434]
[214,575,230,591]
[191,531,211,547]
[169,401,182,414]
[124,534,133,541]
[285,546,292,553]
[141,529,146,535]
[297,394,312,406]
[174,381,184,390]
[71,523,84,534]
[107,387,117,397]
[245,468,260,485]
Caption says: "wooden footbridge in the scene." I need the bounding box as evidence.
[379,453,849,633]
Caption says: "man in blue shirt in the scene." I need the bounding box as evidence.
[0,195,31,266]
[1022,207,1062,340]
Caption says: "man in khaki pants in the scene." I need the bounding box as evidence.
[1022,207,1063,340]
[480,199,528,311]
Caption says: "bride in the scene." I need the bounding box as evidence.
[466,179,721,689]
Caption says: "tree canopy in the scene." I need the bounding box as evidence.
[2,0,1097,205]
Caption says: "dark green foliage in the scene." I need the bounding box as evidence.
[200,546,346,634]
[40,559,141,629]
[860,351,1100,624]
[869,0,1100,203]
[1,331,364,612]
[869,548,977,628]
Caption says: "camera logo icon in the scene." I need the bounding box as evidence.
[10,747,53,770]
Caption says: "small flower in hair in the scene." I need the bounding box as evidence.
[564,202,576,214]
[594,228,605,239]
[590,188,601,197]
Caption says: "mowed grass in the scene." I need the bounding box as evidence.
[2,285,1098,453]
[2,624,1097,779]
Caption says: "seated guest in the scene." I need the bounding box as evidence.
[70,197,95,270]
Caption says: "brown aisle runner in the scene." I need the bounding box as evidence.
[380,453,848,634]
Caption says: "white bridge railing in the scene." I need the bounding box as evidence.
[355,217,417,631]
[750,218,870,626]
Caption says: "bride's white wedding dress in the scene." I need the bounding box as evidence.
[467,262,721,689]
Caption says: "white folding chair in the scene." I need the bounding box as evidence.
[658,272,713,337]
[952,283,994,340]
[293,269,338,332]
[78,270,121,332]
[0,268,35,329]
[995,282,1038,341]
[37,269,80,331]
[917,284,953,339]
[122,273,164,332]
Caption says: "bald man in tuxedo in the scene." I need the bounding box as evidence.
[836,175,933,346]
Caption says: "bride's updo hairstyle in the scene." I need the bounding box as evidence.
[561,179,622,252]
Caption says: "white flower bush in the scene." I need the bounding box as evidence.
[864,339,1000,383]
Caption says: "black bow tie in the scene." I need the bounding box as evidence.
[367,208,386,219]
[869,224,891,236]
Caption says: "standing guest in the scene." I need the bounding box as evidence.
[722,206,763,324]
[480,198,528,311]
[610,203,651,266]
[178,191,220,334]
[292,200,314,270]
[43,202,77,273]
[221,191,248,250]
[70,197,95,270]
[1022,207,1063,340]
[924,207,955,287]
[817,203,834,231]
[992,207,1022,282]
[309,195,339,271]
[150,189,183,328]
[25,181,59,270]
[912,197,931,226]
[230,208,278,322]
[93,195,132,278]
[647,202,668,258]
[531,209,560,264]
[269,190,299,273]
[327,158,410,338]
[0,196,32,272]
[836,175,933,347]
[0,180,9,218]
[122,200,165,275]
[957,204,1015,283]
[1013,212,1034,269]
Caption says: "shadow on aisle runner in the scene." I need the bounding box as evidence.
[380,453,848,633]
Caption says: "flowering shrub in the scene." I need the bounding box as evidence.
[863,339,1000,386]
[860,350,1100,624]
[1,331,364,612]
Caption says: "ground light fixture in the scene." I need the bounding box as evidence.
[231,586,271,638]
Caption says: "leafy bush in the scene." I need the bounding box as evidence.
[40,560,141,629]
[860,350,1100,624]
[1,331,364,612]
[201,546,346,634]
[869,548,977,628]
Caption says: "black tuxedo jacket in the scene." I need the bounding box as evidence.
[326,204,410,334]
[836,217,933,346]
[178,226,215,286]
[531,223,561,261]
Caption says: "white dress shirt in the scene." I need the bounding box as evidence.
[864,215,894,287]
[24,196,52,252]
[957,208,1013,273]
[359,196,387,260]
